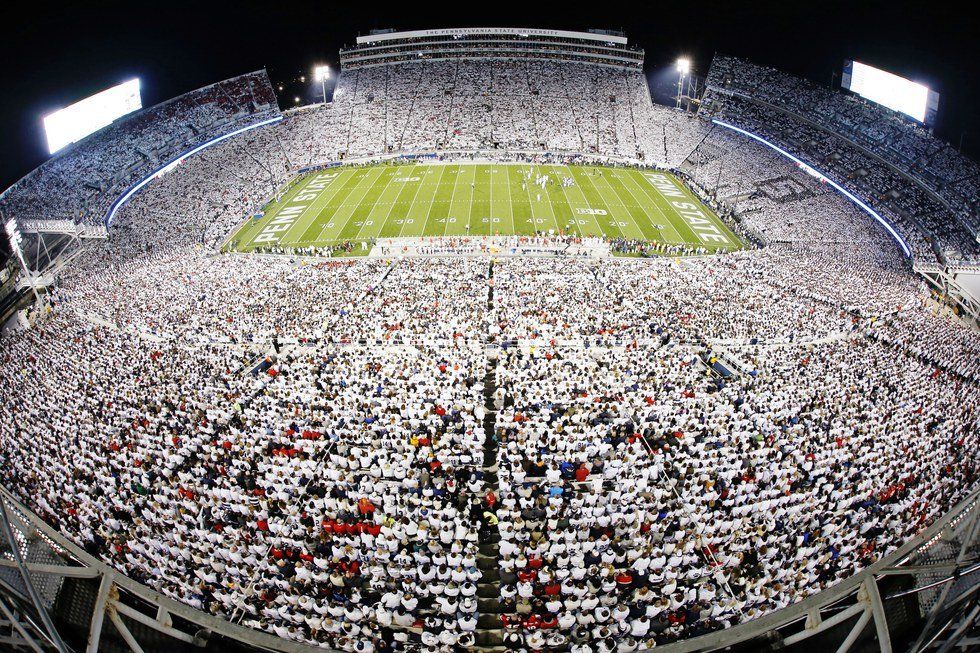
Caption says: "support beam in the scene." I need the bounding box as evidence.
[935,604,980,653]
[0,596,45,653]
[835,608,872,653]
[864,577,893,653]
[0,560,101,578]
[155,606,171,627]
[85,574,112,653]
[0,634,45,650]
[887,562,980,600]
[110,600,197,644]
[805,608,822,629]
[879,561,978,577]
[782,603,866,646]
[108,608,147,653]
[910,504,980,653]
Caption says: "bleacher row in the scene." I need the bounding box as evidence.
[701,55,980,264]
[3,55,980,270]
[0,70,280,226]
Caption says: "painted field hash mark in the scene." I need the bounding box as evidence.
[223,163,742,254]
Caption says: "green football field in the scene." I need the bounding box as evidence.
[223,163,741,254]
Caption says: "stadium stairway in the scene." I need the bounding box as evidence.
[475,260,505,651]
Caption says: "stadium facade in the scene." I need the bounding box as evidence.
[339,28,644,70]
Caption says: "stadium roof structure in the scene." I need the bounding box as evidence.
[340,27,644,70]
[354,27,630,46]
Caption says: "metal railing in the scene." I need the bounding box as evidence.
[0,485,328,653]
[653,486,980,652]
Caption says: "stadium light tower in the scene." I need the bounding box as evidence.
[676,58,691,111]
[5,219,44,308]
[314,65,331,104]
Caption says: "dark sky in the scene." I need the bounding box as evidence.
[0,0,976,196]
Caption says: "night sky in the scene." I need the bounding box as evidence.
[0,0,976,206]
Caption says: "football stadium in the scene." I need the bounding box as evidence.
[0,7,977,653]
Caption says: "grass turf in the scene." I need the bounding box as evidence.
[223,163,742,255]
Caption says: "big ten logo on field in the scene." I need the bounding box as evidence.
[754,176,816,204]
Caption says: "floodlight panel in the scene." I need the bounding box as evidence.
[43,79,142,154]
[843,61,932,123]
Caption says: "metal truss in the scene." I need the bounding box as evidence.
[5,219,109,307]
[902,496,980,653]
[647,488,980,653]
[0,487,322,653]
[914,263,980,329]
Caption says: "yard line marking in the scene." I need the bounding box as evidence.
[403,164,445,237]
[251,169,342,248]
[283,168,366,246]
[371,164,423,240]
[550,165,586,237]
[568,166,628,241]
[499,164,517,237]
[463,164,476,237]
[442,164,462,238]
[488,164,495,236]
[511,165,532,234]
[520,164,559,235]
[410,164,448,238]
[295,167,385,246]
[509,165,533,235]
[351,165,406,243]
[396,164,430,239]
[325,166,391,237]
[585,167,652,241]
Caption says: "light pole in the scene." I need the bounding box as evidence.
[676,58,691,112]
[5,219,44,308]
[313,65,331,105]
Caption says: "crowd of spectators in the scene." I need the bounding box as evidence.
[0,71,280,226]
[0,51,978,653]
[701,56,980,264]
[269,60,702,170]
